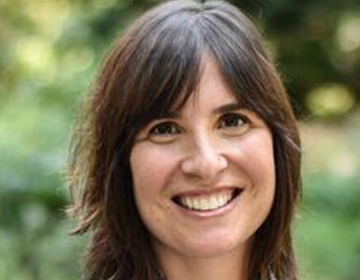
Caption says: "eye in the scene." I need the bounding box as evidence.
[218,113,249,135]
[148,122,182,142]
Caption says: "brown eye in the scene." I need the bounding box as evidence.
[149,122,181,139]
[219,114,246,128]
[218,113,249,135]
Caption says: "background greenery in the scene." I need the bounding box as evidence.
[0,0,359,279]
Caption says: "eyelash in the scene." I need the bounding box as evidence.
[147,113,249,141]
[218,113,248,129]
[149,122,181,138]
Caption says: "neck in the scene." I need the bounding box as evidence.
[156,244,251,280]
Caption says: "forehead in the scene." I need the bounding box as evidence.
[170,54,245,112]
[197,56,230,97]
[183,57,237,112]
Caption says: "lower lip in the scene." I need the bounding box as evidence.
[174,190,242,219]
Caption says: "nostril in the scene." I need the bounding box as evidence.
[181,153,228,178]
[217,154,228,168]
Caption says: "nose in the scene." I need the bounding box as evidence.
[180,136,228,181]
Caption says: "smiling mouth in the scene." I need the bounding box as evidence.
[172,188,242,211]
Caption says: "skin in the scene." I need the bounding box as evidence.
[130,57,276,280]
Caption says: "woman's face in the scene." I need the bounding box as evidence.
[130,57,275,260]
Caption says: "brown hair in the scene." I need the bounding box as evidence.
[67,1,301,280]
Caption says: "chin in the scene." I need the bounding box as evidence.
[159,231,252,259]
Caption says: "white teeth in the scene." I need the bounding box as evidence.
[193,199,200,210]
[210,196,217,207]
[199,199,207,210]
[179,190,233,211]
[184,197,193,209]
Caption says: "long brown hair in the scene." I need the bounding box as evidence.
[67,1,301,280]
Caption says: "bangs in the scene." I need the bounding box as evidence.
[119,0,282,135]
[197,3,281,121]
[127,10,206,131]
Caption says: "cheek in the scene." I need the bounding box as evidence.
[130,144,179,200]
[130,144,180,233]
[234,130,275,192]
[233,130,276,232]
[250,130,273,170]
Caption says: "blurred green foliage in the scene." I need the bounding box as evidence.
[0,0,359,279]
[297,113,360,280]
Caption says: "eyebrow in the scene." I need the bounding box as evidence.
[213,102,244,114]
[153,102,244,120]
[153,111,181,120]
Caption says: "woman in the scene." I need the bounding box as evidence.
[67,1,302,280]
